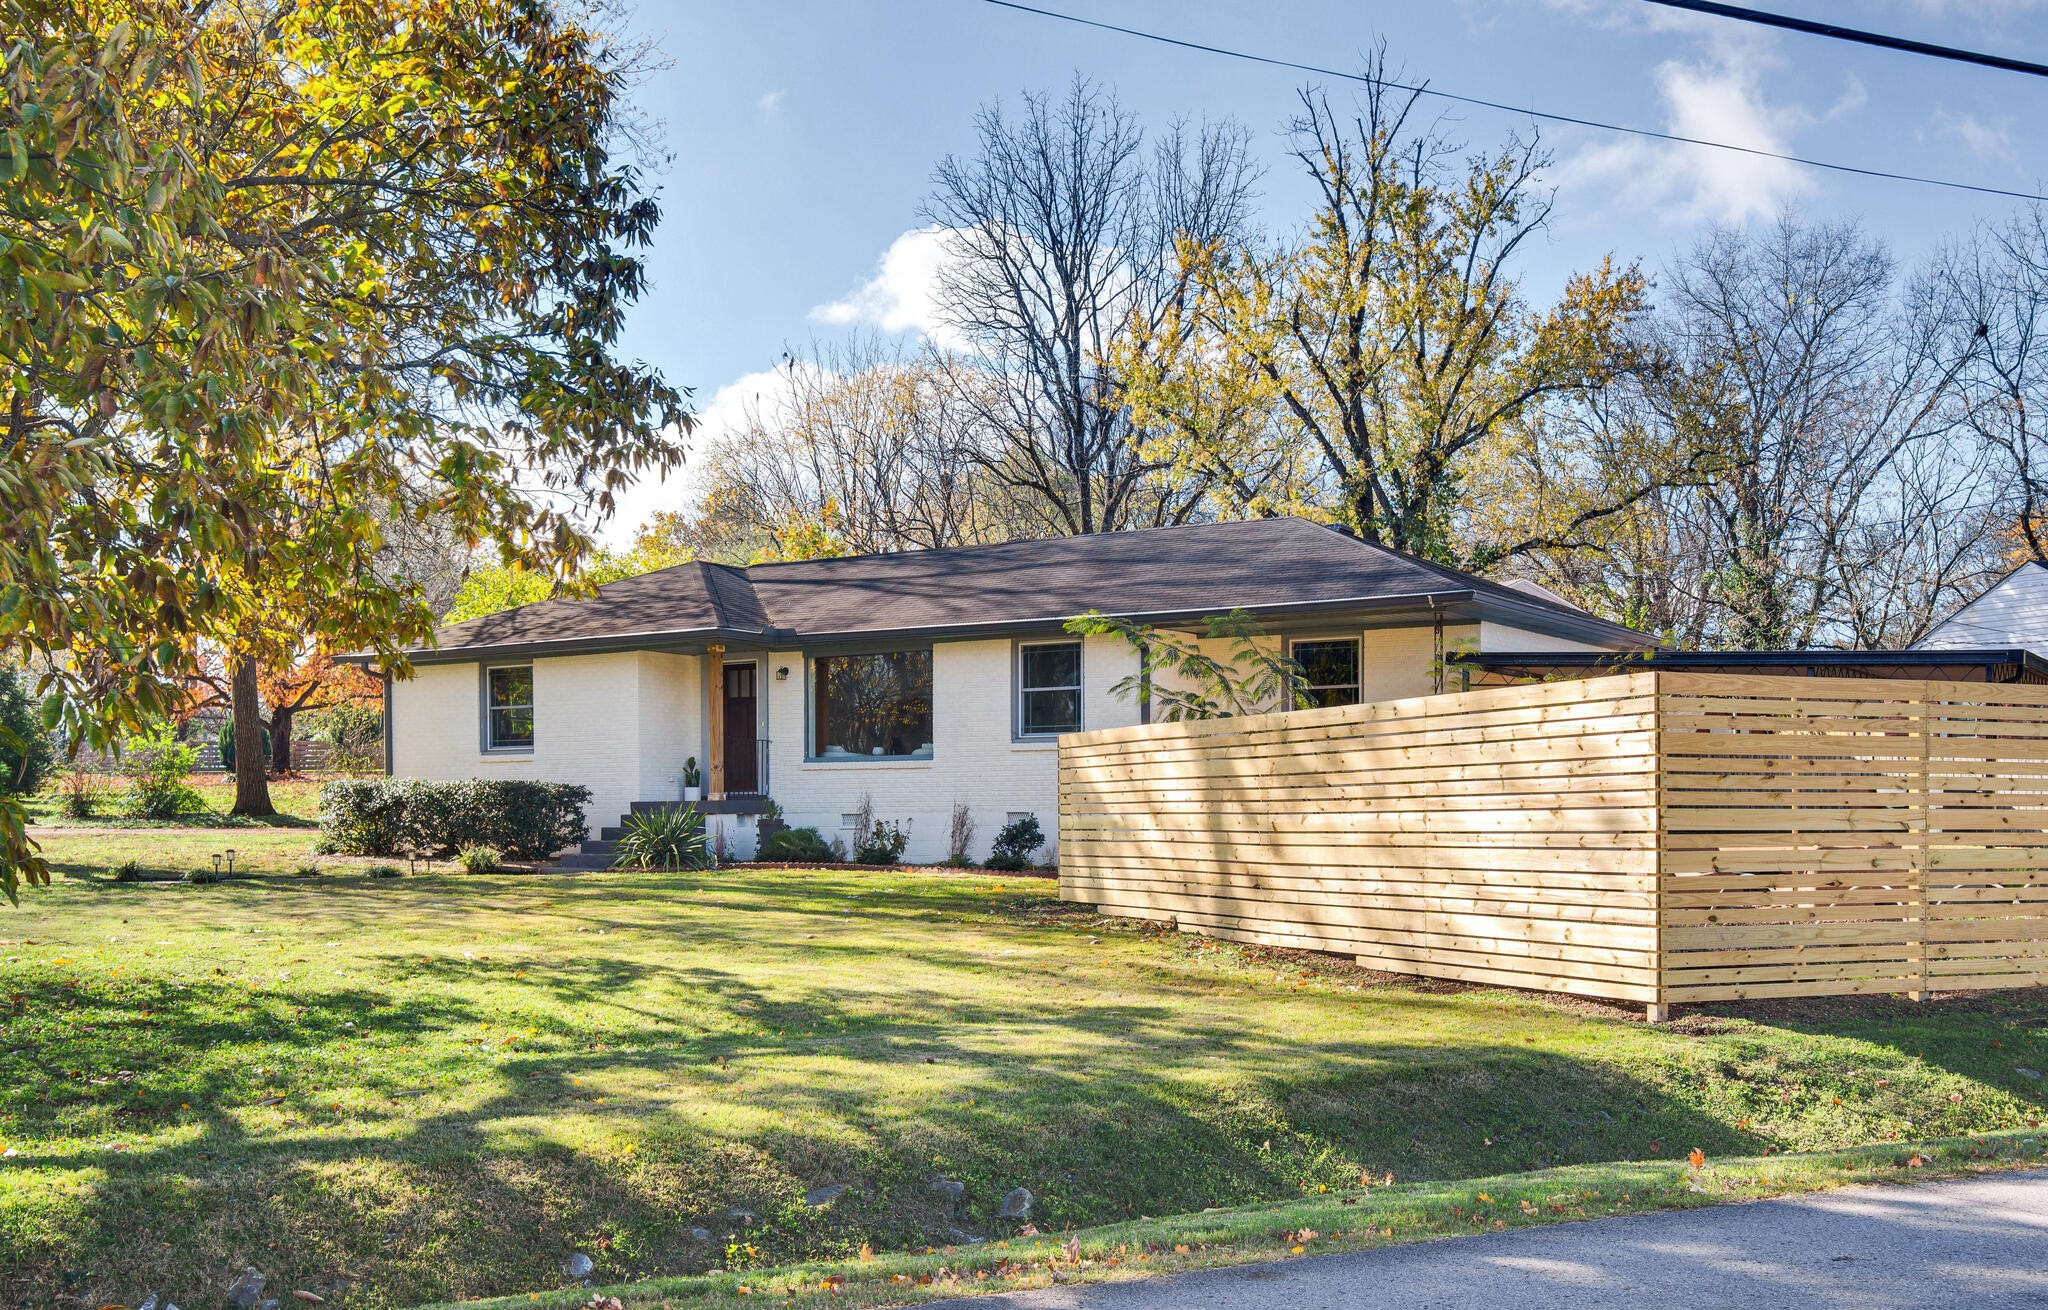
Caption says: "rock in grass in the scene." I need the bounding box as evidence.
[225,1269,266,1309]
[804,1183,848,1207]
[561,1252,594,1280]
[689,1227,713,1243]
[2018,1067,2042,1080]
[930,1177,967,1212]
[997,1187,1032,1219]
[727,1206,757,1224]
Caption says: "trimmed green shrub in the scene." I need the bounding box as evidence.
[319,779,591,860]
[110,859,142,883]
[456,844,502,874]
[984,815,1045,871]
[611,805,706,871]
[757,825,834,864]
[365,864,402,878]
[0,668,53,795]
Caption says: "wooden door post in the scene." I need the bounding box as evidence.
[707,644,726,800]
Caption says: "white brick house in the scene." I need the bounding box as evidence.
[364,518,1647,863]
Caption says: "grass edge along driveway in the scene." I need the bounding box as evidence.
[430,1130,2048,1310]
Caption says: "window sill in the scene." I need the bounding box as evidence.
[479,749,534,759]
[800,758,935,770]
[1009,738,1062,750]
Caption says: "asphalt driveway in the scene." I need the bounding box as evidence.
[928,1169,2048,1309]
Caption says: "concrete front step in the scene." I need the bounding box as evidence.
[579,838,618,856]
[556,852,615,871]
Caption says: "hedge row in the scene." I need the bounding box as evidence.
[319,779,591,860]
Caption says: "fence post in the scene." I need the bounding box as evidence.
[1908,689,1930,1001]
[1648,669,1669,1024]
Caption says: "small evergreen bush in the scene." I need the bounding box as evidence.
[984,815,1045,871]
[0,668,53,796]
[757,825,835,863]
[853,818,910,865]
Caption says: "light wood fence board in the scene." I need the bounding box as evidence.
[1063,669,2048,1009]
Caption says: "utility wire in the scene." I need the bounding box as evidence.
[979,0,2048,205]
[1638,0,2048,80]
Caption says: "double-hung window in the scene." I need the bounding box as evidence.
[1018,640,1083,737]
[484,664,535,751]
[1291,638,1361,708]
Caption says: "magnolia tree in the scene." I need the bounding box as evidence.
[0,0,690,896]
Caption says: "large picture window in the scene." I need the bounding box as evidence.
[1292,638,1361,708]
[1018,640,1082,736]
[811,650,934,760]
[484,664,535,750]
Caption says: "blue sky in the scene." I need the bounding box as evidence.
[597,0,2048,540]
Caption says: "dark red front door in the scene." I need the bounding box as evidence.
[723,664,758,793]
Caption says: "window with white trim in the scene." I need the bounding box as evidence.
[484,664,535,750]
[1291,638,1361,708]
[1018,640,1083,736]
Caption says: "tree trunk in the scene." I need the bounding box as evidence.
[269,704,296,775]
[230,657,275,817]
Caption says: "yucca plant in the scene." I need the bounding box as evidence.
[611,804,708,871]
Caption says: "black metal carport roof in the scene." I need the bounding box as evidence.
[1457,647,2048,685]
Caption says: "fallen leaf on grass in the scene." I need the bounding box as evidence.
[1688,1148,1706,1168]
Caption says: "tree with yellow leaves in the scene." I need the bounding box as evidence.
[1123,55,1661,570]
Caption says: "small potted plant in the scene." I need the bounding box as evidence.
[680,757,703,803]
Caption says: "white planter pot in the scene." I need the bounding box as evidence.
[681,785,703,803]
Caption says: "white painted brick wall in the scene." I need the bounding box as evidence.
[389,651,701,845]
[386,617,1626,862]
[758,634,1143,864]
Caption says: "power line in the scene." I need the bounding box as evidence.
[1638,0,2048,80]
[979,0,2048,205]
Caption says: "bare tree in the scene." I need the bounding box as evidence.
[689,337,1029,557]
[1939,206,2048,568]
[1536,214,1980,649]
[924,76,1257,535]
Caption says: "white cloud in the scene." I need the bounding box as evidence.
[809,226,972,350]
[757,89,786,115]
[1929,107,2018,167]
[1558,55,1813,223]
[597,364,813,547]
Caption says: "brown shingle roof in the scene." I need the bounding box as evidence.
[408,517,1643,660]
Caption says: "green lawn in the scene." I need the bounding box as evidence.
[22,772,332,828]
[1,830,2045,1308]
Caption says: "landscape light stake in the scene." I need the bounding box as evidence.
[224,849,236,876]
[211,854,222,878]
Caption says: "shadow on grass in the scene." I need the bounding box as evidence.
[4,868,2045,1309]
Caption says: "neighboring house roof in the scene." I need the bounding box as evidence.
[389,517,1648,665]
[1500,577,1586,612]
[1915,561,2048,656]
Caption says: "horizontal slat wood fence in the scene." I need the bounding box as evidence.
[1058,671,2048,1011]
